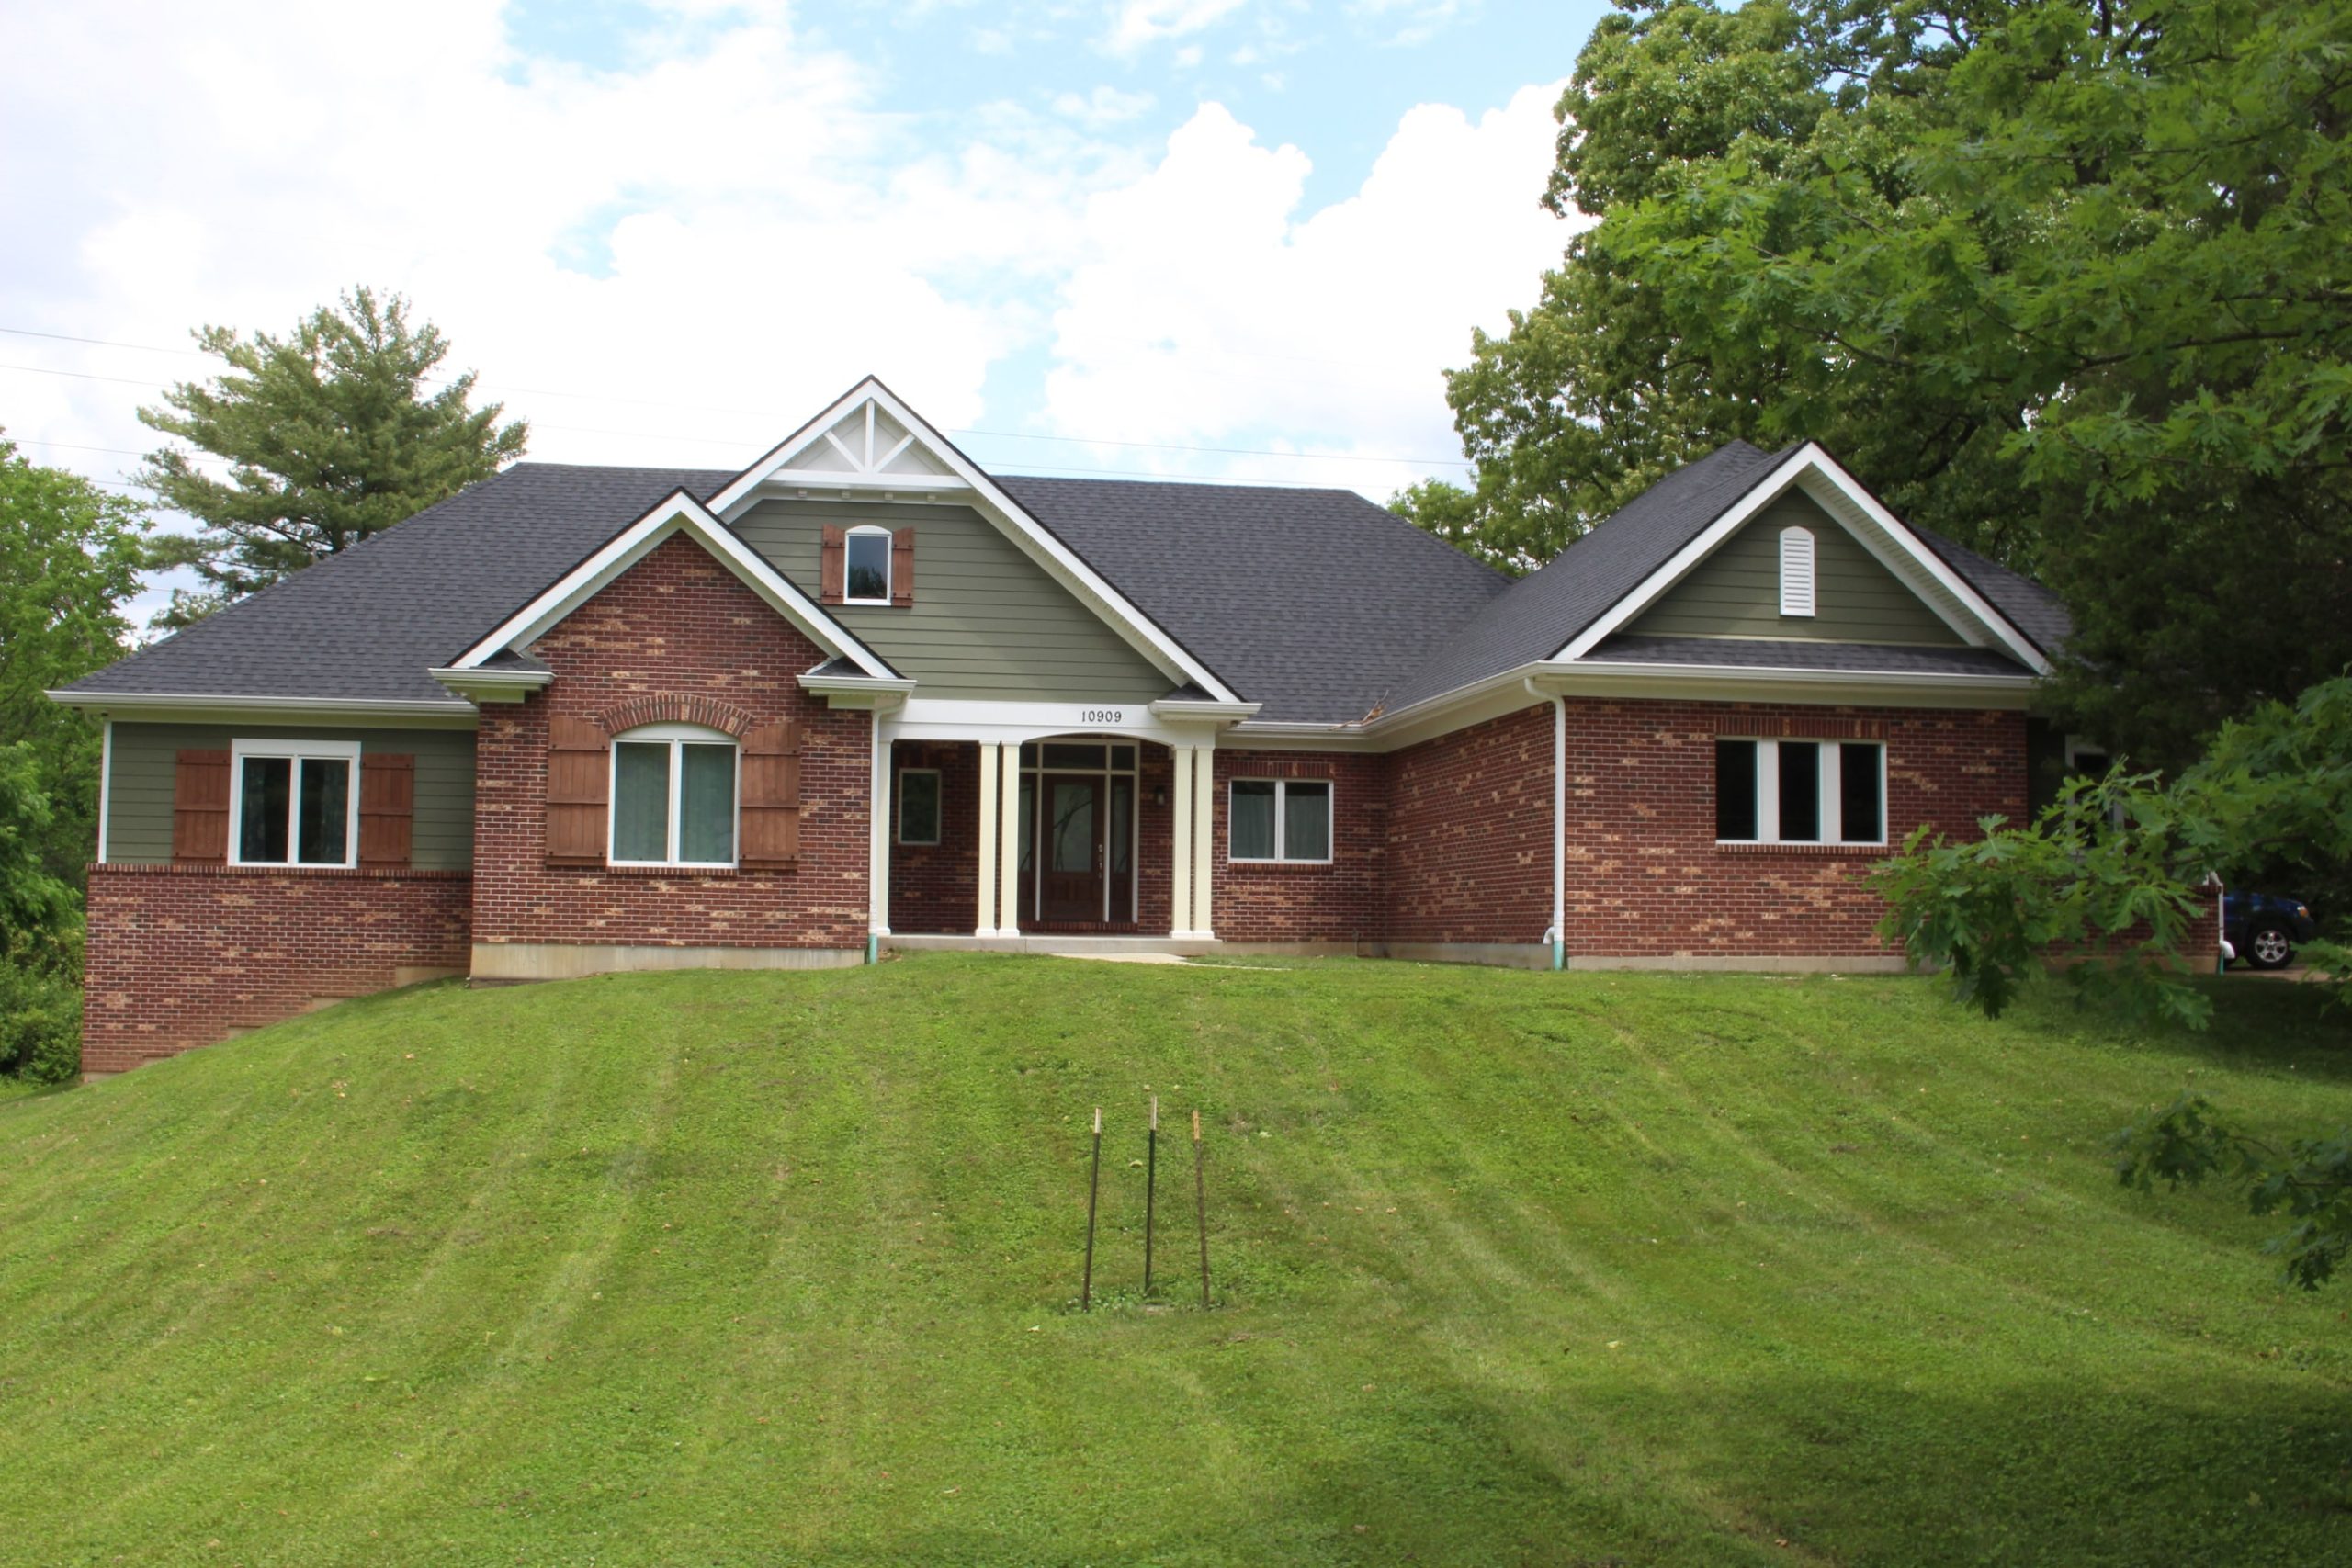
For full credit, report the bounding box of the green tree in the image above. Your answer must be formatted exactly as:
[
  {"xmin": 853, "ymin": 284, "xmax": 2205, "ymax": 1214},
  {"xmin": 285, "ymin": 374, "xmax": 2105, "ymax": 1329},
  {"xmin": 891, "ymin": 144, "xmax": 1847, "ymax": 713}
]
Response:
[
  {"xmin": 1431, "ymin": 0, "xmax": 2352, "ymax": 766},
  {"xmin": 1872, "ymin": 671, "xmax": 2352, "ymax": 1284},
  {"xmin": 0, "ymin": 434, "xmax": 148, "ymax": 884},
  {"xmin": 137, "ymin": 287, "xmax": 528, "ymax": 627}
]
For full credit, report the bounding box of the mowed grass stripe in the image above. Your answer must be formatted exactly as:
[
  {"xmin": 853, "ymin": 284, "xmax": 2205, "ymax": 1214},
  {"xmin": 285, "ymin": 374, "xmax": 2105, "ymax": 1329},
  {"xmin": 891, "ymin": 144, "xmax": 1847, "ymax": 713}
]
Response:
[{"xmin": 1, "ymin": 954, "xmax": 2346, "ymax": 1565}]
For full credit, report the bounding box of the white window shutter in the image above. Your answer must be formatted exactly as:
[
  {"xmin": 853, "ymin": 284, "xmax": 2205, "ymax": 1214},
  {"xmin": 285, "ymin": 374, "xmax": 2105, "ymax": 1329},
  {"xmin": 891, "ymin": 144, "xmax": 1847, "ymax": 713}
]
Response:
[{"xmin": 1779, "ymin": 525, "xmax": 1816, "ymax": 617}]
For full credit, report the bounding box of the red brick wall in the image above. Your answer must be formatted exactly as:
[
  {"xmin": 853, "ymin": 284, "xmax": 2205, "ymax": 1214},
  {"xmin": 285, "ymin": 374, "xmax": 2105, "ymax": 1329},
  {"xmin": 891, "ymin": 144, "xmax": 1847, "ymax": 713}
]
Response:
[
  {"xmin": 1556, "ymin": 699, "xmax": 2026, "ymax": 960},
  {"xmin": 82, "ymin": 864, "xmax": 471, "ymax": 1074},
  {"xmin": 1384, "ymin": 705, "xmax": 1556, "ymax": 945},
  {"xmin": 472, "ymin": 532, "xmax": 872, "ymax": 953},
  {"xmin": 1212, "ymin": 749, "xmax": 1387, "ymax": 942},
  {"xmin": 888, "ymin": 740, "xmax": 978, "ymax": 934}
]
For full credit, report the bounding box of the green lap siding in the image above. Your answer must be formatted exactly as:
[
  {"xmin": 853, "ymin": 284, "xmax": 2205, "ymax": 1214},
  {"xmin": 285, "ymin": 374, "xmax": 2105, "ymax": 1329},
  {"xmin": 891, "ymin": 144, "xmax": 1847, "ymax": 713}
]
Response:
[
  {"xmin": 1629, "ymin": 492, "xmax": 1965, "ymax": 646},
  {"xmin": 104, "ymin": 723, "xmax": 477, "ymax": 868},
  {"xmin": 732, "ymin": 500, "xmax": 1175, "ymax": 701}
]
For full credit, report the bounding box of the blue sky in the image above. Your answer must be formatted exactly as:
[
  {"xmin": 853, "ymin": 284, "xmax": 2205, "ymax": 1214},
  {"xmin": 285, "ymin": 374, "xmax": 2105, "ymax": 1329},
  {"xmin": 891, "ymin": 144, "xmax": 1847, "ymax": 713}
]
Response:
[{"xmin": 2, "ymin": 1, "xmax": 1610, "ymax": 623}]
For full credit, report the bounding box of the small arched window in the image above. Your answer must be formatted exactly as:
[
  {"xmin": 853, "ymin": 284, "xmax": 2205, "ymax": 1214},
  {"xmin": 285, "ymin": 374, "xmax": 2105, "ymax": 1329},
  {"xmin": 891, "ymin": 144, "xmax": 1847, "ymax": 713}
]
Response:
[
  {"xmin": 1778, "ymin": 525, "xmax": 1816, "ymax": 617},
  {"xmin": 844, "ymin": 525, "xmax": 892, "ymax": 604},
  {"xmin": 609, "ymin": 722, "xmax": 738, "ymax": 866}
]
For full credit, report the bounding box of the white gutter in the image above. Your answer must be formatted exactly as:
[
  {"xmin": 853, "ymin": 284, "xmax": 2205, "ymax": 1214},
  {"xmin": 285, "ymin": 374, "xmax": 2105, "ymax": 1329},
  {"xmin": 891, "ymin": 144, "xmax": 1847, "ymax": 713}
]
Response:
[
  {"xmin": 1526, "ymin": 677, "xmax": 1566, "ymax": 971},
  {"xmin": 44, "ymin": 689, "xmax": 480, "ymax": 724}
]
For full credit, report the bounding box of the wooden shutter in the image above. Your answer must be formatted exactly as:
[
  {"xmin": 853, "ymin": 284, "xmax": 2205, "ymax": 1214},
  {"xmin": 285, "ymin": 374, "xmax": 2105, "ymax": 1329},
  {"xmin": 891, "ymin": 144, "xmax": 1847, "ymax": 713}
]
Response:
[
  {"xmin": 820, "ymin": 525, "xmax": 846, "ymax": 604},
  {"xmin": 891, "ymin": 527, "xmax": 915, "ymax": 607},
  {"xmin": 357, "ymin": 752, "xmax": 415, "ymax": 868},
  {"xmin": 172, "ymin": 750, "xmax": 231, "ymax": 864},
  {"xmin": 739, "ymin": 720, "xmax": 801, "ymax": 869},
  {"xmin": 546, "ymin": 715, "xmax": 611, "ymax": 866}
]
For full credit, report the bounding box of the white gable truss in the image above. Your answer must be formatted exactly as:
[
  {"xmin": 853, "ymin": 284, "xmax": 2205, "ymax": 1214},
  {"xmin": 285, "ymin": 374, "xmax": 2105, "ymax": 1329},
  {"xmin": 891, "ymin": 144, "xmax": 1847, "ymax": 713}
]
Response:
[
  {"xmin": 707, "ymin": 377, "xmax": 1244, "ymax": 704},
  {"xmin": 1555, "ymin": 443, "xmax": 2052, "ymax": 675},
  {"xmin": 443, "ymin": 489, "xmax": 901, "ymax": 691}
]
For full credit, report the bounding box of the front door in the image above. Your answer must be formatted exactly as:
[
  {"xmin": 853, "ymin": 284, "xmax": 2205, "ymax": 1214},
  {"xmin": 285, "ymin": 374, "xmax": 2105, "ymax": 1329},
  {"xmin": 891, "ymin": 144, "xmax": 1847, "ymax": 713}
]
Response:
[{"xmin": 1039, "ymin": 774, "xmax": 1104, "ymax": 925}]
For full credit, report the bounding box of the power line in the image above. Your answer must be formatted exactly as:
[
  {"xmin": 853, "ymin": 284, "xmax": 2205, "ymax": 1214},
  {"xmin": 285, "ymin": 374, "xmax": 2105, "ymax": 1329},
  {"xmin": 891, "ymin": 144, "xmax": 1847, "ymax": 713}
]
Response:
[{"xmin": 0, "ymin": 326, "xmax": 1477, "ymax": 469}]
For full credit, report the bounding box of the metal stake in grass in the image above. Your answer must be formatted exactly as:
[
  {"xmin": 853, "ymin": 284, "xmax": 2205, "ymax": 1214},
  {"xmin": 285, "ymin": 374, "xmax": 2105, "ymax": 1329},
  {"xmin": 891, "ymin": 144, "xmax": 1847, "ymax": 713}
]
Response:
[
  {"xmin": 1192, "ymin": 1108, "xmax": 1211, "ymax": 1309},
  {"xmin": 1081, "ymin": 1106, "xmax": 1102, "ymax": 1310},
  {"xmin": 1144, "ymin": 1095, "xmax": 1159, "ymax": 1297}
]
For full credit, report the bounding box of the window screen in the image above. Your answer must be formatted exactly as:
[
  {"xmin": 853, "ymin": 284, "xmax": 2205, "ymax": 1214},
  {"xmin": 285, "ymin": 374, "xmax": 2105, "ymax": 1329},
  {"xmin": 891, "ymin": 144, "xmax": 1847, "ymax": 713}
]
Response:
[
  {"xmin": 1715, "ymin": 740, "xmax": 1758, "ymax": 840},
  {"xmin": 845, "ymin": 531, "xmax": 890, "ymax": 600},
  {"xmin": 1838, "ymin": 743, "xmax": 1883, "ymax": 844},
  {"xmin": 1230, "ymin": 780, "xmax": 1277, "ymax": 860},
  {"xmin": 1778, "ymin": 741, "xmax": 1822, "ymax": 842}
]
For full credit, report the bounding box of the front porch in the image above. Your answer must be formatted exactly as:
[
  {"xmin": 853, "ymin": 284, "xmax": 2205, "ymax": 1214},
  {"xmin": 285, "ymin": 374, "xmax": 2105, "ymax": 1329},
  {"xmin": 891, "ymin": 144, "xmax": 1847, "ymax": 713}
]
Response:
[{"xmin": 871, "ymin": 710, "xmax": 1226, "ymax": 944}]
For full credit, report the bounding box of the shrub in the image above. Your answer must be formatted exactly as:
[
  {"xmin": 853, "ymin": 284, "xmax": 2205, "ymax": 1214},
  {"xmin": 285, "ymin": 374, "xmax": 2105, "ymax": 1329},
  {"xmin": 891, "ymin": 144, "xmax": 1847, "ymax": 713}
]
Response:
[{"xmin": 0, "ymin": 925, "xmax": 82, "ymax": 1083}]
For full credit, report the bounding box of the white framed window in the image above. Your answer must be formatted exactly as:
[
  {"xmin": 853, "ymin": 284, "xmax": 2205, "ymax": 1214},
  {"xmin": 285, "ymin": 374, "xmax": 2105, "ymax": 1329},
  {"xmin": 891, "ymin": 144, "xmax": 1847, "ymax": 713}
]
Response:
[
  {"xmin": 844, "ymin": 526, "xmax": 891, "ymax": 604},
  {"xmin": 1779, "ymin": 525, "xmax": 1816, "ymax": 617},
  {"xmin": 898, "ymin": 767, "xmax": 942, "ymax": 846},
  {"xmin": 609, "ymin": 723, "xmax": 739, "ymax": 868},
  {"xmin": 231, "ymin": 739, "xmax": 362, "ymax": 867},
  {"xmin": 1715, "ymin": 738, "xmax": 1884, "ymax": 846},
  {"xmin": 1228, "ymin": 777, "xmax": 1334, "ymax": 863}
]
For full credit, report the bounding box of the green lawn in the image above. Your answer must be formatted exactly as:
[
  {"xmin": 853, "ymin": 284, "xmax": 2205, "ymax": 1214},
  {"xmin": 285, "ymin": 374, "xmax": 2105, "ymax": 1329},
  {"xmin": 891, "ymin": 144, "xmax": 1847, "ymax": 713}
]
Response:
[{"xmin": 2, "ymin": 956, "xmax": 2347, "ymax": 1566}]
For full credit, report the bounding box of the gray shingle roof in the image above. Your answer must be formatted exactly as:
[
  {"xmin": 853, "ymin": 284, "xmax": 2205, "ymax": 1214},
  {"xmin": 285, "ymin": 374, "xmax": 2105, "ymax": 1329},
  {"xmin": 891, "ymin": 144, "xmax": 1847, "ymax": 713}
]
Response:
[
  {"xmin": 1585, "ymin": 634, "xmax": 2034, "ymax": 677},
  {"xmin": 1383, "ymin": 442, "xmax": 1798, "ymax": 712},
  {"xmin": 996, "ymin": 477, "xmax": 1509, "ymax": 723},
  {"xmin": 61, "ymin": 464, "xmax": 734, "ymax": 707},
  {"xmin": 57, "ymin": 444, "xmax": 2066, "ymax": 724}
]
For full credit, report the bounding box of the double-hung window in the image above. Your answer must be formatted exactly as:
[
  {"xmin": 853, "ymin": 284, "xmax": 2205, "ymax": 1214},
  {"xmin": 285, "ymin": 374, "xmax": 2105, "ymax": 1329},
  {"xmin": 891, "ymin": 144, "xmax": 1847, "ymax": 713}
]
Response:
[
  {"xmin": 1715, "ymin": 738, "xmax": 1884, "ymax": 846},
  {"xmin": 1229, "ymin": 778, "xmax": 1333, "ymax": 863},
  {"xmin": 610, "ymin": 724, "xmax": 739, "ymax": 867},
  {"xmin": 232, "ymin": 739, "xmax": 360, "ymax": 866},
  {"xmin": 844, "ymin": 527, "xmax": 891, "ymax": 604}
]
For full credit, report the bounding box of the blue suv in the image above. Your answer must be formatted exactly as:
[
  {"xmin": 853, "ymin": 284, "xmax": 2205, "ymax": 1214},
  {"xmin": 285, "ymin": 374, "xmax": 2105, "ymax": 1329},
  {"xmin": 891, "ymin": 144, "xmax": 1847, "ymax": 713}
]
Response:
[{"xmin": 2224, "ymin": 891, "xmax": 2317, "ymax": 971}]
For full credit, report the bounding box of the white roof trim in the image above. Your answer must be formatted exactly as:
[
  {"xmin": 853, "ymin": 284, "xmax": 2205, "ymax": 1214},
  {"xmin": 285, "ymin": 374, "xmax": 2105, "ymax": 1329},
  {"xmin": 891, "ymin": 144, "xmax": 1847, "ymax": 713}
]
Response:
[
  {"xmin": 1555, "ymin": 444, "xmax": 2050, "ymax": 675},
  {"xmin": 448, "ymin": 490, "xmax": 897, "ymax": 680},
  {"xmin": 707, "ymin": 377, "xmax": 1244, "ymax": 704},
  {"xmin": 44, "ymin": 690, "xmax": 479, "ymax": 726}
]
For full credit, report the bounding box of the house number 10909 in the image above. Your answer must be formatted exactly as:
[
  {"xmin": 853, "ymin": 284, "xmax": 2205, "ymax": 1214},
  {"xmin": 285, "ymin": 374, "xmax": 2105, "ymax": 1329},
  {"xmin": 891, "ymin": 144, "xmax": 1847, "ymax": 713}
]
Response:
[{"xmin": 1080, "ymin": 709, "xmax": 1125, "ymax": 725}]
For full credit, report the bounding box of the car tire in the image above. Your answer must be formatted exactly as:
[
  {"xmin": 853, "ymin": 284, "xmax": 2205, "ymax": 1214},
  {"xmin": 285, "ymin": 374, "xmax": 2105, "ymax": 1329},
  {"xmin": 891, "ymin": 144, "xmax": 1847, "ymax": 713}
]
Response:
[{"xmin": 2243, "ymin": 919, "xmax": 2296, "ymax": 971}]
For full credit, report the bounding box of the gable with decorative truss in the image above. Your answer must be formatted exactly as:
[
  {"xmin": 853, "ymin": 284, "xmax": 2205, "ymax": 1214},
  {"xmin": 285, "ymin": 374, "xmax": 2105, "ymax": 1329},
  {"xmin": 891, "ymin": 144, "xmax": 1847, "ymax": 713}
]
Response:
[{"xmin": 709, "ymin": 378, "xmax": 1241, "ymax": 704}]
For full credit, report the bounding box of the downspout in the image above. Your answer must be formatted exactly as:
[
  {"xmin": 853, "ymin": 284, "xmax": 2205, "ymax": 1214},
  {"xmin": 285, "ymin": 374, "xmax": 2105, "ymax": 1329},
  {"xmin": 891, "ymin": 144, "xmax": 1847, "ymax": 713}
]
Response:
[{"xmin": 1526, "ymin": 679, "xmax": 1566, "ymax": 971}]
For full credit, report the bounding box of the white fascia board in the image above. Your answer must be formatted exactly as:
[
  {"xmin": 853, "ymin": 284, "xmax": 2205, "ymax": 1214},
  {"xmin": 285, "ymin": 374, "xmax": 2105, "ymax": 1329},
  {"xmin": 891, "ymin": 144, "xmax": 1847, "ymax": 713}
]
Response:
[
  {"xmin": 449, "ymin": 490, "xmax": 897, "ymax": 681},
  {"xmin": 1529, "ymin": 659, "xmax": 2039, "ymax": 708},
  {"xmin": 1788, "ymin": 453, "xmax": 2051, "ymax": 673},
  {"xmin": 1555, "ymin": 444, "xmax": 2049, "ymax": 673},
  {"xmin": 1148, "ymin": 698, "xmax": 1261, "ymax": 725},
  {"xmin": 428, "ymin": 666, "xmax": 551, "ymax": 704},
  {"xmin": 44, "ymin": 690, "xmax": 480, "ymax": 728},
  {"xmin": 797, "ymin": 671, "xmax": 917, "ymax": 711},
  {"xmin": 707, "ymin": 377, "xmax": 1244, "ymax": 705}
]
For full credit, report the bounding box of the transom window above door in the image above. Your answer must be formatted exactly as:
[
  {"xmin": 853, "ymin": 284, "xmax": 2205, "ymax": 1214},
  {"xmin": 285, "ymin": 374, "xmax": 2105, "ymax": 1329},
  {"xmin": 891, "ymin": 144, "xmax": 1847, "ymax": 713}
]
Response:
[
  {"xmin": 231, "ymin": 739, "xmax": 360, "ymax": 867},
  {"xmin": 610, "ymin": 724, "xmax": 738, "ymax": 867}
]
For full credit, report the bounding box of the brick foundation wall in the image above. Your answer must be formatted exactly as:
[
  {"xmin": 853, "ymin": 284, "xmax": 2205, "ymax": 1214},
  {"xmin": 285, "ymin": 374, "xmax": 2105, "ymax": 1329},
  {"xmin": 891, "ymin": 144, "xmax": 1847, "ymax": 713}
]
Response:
[
  {"xmin": 1384, "ymin": 705, "xmax": 1556, "ymax": 946},
  {"xmin": 1212, "ymin": 749, "xmax": 1387, "ymax": 942},
  {"xmin": 472, "ymin": 532, "xmax": 872, "ymax": 953},
  {"xmin": 81, "ymin": 864, "xmax": 472, "ymax": 1074}
]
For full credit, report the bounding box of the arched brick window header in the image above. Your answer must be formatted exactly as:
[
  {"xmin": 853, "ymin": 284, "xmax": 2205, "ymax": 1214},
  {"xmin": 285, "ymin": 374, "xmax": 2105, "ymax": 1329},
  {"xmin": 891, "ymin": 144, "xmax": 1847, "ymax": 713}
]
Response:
[{"xmin": 593, "ymin": 694, "xmax": 760, "ymax": 739}]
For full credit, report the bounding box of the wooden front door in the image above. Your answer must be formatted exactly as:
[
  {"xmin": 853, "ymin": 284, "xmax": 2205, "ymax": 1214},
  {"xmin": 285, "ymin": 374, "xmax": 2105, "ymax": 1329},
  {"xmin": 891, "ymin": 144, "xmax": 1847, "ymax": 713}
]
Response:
[{"xmin": 1038, "ymin": 774, "xmax": 1105, "ymax": 925}]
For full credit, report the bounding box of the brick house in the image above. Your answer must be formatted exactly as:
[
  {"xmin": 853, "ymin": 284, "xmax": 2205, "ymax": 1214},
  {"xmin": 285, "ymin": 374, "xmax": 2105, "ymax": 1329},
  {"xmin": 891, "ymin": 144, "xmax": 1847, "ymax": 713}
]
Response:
[{"xmin": 52, "ymin": 378, "xmax": 2072, "ymax": 1073}]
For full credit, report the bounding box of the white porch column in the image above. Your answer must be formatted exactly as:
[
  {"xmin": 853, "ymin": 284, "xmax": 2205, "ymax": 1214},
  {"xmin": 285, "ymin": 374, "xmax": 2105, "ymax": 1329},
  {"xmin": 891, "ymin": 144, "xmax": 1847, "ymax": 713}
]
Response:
[
  {"xmin": 869, "ymin": 718, "xmax": 892, "ymax": 943},
  {"xmin": 1190, "ymin": 743, "xmax": 1216, "ymax": 938},
  {"xmin": 976, "ymin": 742, "xmax": 1001, "ymax": 937},
  {"xmin": 1170, "ymin": 744, "xmax": 1194, "ymax": 938},
  {"xmin": 997, "ymin": 742, "xmax": 1022, "ymax": 935}
]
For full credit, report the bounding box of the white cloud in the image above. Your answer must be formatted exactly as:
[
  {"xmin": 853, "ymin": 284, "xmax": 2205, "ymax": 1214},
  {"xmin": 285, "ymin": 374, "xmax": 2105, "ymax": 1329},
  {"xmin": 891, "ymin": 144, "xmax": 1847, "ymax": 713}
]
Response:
[
  {"xmin": 1051, "ymin": 85, "xmax": 1159, "ymax": 127},
  {"xmin": 1104, "ymin": 0, "xmax": 1250, "ymax": 56},
  {"xmin": 1, "ymin": 0, "xmax": 1578, "ymax": 629},
  {"xmin": 1042, "ymin": 83, "xmax": 1582, "ymax": 497}
]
